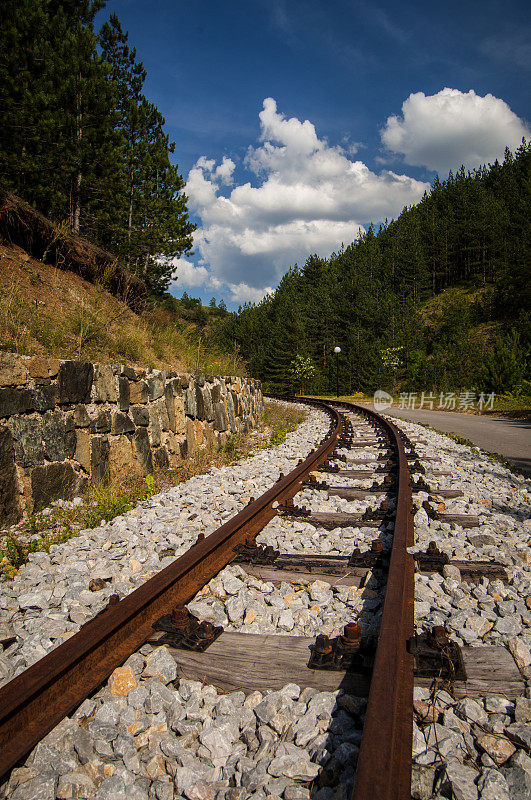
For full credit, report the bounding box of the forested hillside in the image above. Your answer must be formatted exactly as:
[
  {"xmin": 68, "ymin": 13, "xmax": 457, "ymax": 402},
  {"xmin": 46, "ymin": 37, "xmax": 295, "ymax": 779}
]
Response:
[
  {"xmin": 0, "ymin": 0, "xmax": 194, "ymax": 295},
  {"xmin": 220, "ymin": 143, "xmax": 530, "ymax": 395}
]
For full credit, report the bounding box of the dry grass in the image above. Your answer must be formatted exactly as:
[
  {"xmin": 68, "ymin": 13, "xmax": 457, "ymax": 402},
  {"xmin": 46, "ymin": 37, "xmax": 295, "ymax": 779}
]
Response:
[
  {"xmin": 0, "ymin": 189, "xmax": 146, "ymax": 310},
  {"xmin": 0, "ymin": 243, "xmax": 246, "ymax": 374}
]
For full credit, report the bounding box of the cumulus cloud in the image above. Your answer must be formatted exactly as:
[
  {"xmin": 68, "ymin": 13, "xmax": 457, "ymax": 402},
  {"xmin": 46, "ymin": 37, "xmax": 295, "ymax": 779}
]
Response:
[
  {"xmin": 168, "ymin": 258, "xmax": 210, "ymax": 288},
  {"xmin": 183, "ymin": 98, "xmax": 429, "ymax": 297},
  {"xmin": 167, "ymin": 257, "xmax": 272, "ymax": 305},
  {"xmin": 381, "ymin": 88, "xmax": 530, "ymax": 175},
  {"xmin": 226, "ymin": 282, "xmax": 273, "ymax": 304}
]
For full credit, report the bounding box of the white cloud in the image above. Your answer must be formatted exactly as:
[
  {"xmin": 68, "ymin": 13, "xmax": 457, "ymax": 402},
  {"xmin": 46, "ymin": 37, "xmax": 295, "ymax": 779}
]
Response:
[
  {"xmin": 381, "ymin": 88, "xmax": 530, "ymax": 175},
  {"xmin": 168, "ymin": 258, "xmax": 209, "ymax": 288},
  {"xmin": 185, "ymin": 98, "xmax": 429, "ymax": 295},
  {"xmin": 167, "ymin": 256, "xmax": 271, "ymax": 306},
  {"xmin": 227, "ymin": 283, "xmax": 273, "ymax": 304}
]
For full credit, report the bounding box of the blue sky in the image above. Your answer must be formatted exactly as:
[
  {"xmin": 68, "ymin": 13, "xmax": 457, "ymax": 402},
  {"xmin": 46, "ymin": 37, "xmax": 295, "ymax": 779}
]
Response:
[{"xmin": 98, "ymin": 0, "xmax": 530, "ymax": 307}]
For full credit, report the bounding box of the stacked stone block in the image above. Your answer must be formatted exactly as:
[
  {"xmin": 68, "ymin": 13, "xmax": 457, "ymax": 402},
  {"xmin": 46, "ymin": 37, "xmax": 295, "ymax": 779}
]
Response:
[{"xmin": 0, "ymin": 352, "xmax": 262, "ymax": 525}]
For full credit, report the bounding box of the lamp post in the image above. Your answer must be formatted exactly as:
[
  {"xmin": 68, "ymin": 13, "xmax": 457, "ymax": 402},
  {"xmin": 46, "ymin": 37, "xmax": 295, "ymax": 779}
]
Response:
[{"xmin": 334, "ymin": 346, "xmax": 341, "ymax": 398}]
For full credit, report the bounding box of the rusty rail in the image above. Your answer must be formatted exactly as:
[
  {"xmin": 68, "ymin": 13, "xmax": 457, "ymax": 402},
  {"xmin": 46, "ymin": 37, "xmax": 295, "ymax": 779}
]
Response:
[
  {"xmin": 0, "ymin": 397, "xmax": 415, "ymax": 798},
  {"xmin": 0, "ymin": 399, "xmax": 340, "ymax": 780},
  {"xmin": 332, "ymin": 401, "xmax": 414, "ymax": 800}
]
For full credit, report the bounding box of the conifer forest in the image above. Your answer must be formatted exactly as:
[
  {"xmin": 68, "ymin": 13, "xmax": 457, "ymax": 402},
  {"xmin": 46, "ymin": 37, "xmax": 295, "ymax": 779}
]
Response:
[
  {"xmin": 1, "ymin": 2, "xmax": 529, "ymax": 396},
  {"xmin": 0, "ymin": 0, "xmax": 195, "ymax": 295},
  {"xmin": 219, "ymin": 144, "xmax": 531, "ymax": 395}
]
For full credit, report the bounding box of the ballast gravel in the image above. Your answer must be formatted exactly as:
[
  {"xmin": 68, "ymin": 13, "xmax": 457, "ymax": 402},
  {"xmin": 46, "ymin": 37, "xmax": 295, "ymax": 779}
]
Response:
[
  {"xmin": 2, "ymin": 661, "xmax": 365, "ymax": 800},
  {"xmin": 187, "ymin": 564, "xmax": 384, "ymax": 642},
  {"xmin": 1, "ymin": 403, "xmax": 530, "ymax": 800},
  {"xmin": 385, "ymin": 415, "xmax": 531, "ymax": 800},
  {"xmin": 0, "ymin": 402, "xmax": 329, "ymax": 684}
]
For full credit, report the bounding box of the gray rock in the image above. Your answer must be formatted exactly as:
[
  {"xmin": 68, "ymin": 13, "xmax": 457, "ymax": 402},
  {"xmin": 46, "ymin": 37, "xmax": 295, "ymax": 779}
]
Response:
[
  {"xmin": 174, "ymin": 762, "xmax": 217, "ymax": 796},
  {"xmin": 124, "ymin": 653, "xmax": 145, "ymax": 676},
  {"xmin": 42, "ymin": 410, "xmax": 66, "ymax": 461},
  {"xmin": 195, "ymin": 386, "xmax": 214, "ymax": 421},
  {"xmin": 8, "ymin": 415, "xmax": 44, "ymax": 467},
  {"xmin": 133, "ymin": 428, "xmax": 153, "ymax": 474},
  {"xmin": 456, "ymin": 697, "xmax": 489, "ymax": 726},
  {"xmin": 226, "ymin": 596, "xmax": 244, "ymax": 623},
  {"xmin": 268, "ymin": 753, "xmax": 320, "ymax": 781},
  {"xmin": 214, "ymin": 403, "xmax": 228, "ymax": 432},
  {"xmin": 142, "ymin": 647, "xmax": 177, "ymax": 684},
  {"xmin": 9, "ymin": 772, "xmax": 57, "ymax": 800},
  {"xmin": 307, "ymin": 692, "xmax": 337, "ymax": 718},
  {"xmin": 470, "ymin": 534, "xmax": 497, "ymax": 547},
  {"xmin": 283, "ymin": 787, "xmax": 310, "ymax": 800},
  {"xmin": 72, "ymin": 727, "xmax": 96, "ymax": 765},
  {"xmin": 485, "ymin": 697, "xmax": 514, "ymax": 715},
  {"xmin": 131, "ymin": 406, "xmax": 149, "ymax": 426},
  {"xmin": 184, "ymin": 389, "xmax": 196, "ymax": 418},
  {"xmin": 32, "ymin": 742, "xmax": 78, "ymax": 774},
  {"xmin": 494, "ymin": 616, "xmax": 522, "ymax": 636},
  {"xmin": 57, "ymin": 362, "xmax": 93, "ymax": 404},
  {"xmin": 477, "ymin": 768, "xmax": 510, "ymax": 800},
  {"xmin": 500, "ymin": 764, "xmax": 531, "ymax": 800},
  {"xmin": 18, "ymin": 591, "xmax": 50, "ymax": 610},
  {"xmin": 178, "ymin": 679, "xmax": 203, "ymax": 702},
  {"xmin": 0, "ymin": 386, "xmax": 35, "ymax": 418},
  {"xmin": 240, "ymin": 766, "xmax": 269, "ymax": 792},
  {"xmin": 497, "ymin": 600, "xmax": 516, "ymax": 617},
  {"xmin": 56, "ymin": 770, "xmax": 96, "ymax": 799},
  {"xmin": 0, "ymin": 424, "xmax": 22, "ymax": 525},
  {"xmin": 112, "ymin": 412, "xmax": 135, "ymax": 435},
  {"xmin": 254, "ymin": 694, "xmax": 285, "ymax": 725},
  {"xmin": 31, "ymin": 461, "xmax": 80, "ymax": 510},
  {"xmin": 514, "ymin": 697, "xmax": 531, "ymax": 723},
  {"xmin": 127, "ymin": 684, "xmax": 150, "ymax": 709},
  {"xmin": 510, "ymin": 749, "xmax": 531, "ymax": 774},
  {"xmin": 414, "ymin": 507, "xmax": 429, "ymax": 526},
  {"xmin": 411, "ymin": 764, "xmax": 436, "ymax": 800},
  {"xmin": 443, "ymin": 762, "xmax": 479, "ymax": 800},
  {"xmin": 278, "ymin": 609, "xmax": 294, "ymax": 631},
  {"xmin": 199, "ymin": 723, "xmax": 238, "ymax": 767},
  {"xmin": 443, "ymin": 564, "xmax": 462, "ymax": 581},
  {"xmin": 113, "ymin": 733, "xmax": 137, "ymax": 760},
  {"xmin": 222, "ymin": 575, "xmax": 245, "ymax": 595},
  {"xmin": 87, "ymin": 721, "xmax": 119, "ymax": 743},
  {"xmin": 294, "ymin": 714, "xmax": 319, "ymax": 747},
  {"xmin": 0, "ymin": 622, "xmax": 16, "ymax": 646},
  {"xmin": 94, "ymin": 701, "xmax": 121, "ymax": 726},
  {"xmin": 95, "ymin": 775, "xmax": 128, "ymax": 800},
  {"xmin": 505, "ymin": 722, "xmax": 531, "ymax": 750}
]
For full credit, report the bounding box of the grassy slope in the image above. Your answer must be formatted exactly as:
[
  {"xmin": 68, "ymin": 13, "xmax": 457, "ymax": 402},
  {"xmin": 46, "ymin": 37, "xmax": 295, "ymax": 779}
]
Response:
[{"xmin": 0, "ymin": 243, "xmax": 244, "ymax": 374}]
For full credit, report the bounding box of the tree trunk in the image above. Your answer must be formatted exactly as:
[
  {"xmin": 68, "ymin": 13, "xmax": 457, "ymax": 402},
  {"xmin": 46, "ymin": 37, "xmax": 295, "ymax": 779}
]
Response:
[
  {"xmin": 73, "ymin": 77, "xmax": 83, "ymax": 234},
  {"xmin": 73, "ymin": 170, "xmax": 82, "ymax": 234}
]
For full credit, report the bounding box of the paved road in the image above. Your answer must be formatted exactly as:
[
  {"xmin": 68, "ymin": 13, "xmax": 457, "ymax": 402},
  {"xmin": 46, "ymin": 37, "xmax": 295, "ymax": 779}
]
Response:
[{"xmin": 361, "ymin": 406, "xmax": 531, "ymax": 475}]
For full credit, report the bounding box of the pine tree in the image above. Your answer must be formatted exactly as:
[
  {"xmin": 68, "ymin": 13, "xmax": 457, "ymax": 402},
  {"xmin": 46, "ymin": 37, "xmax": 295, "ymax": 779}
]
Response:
[{"xmin": 99, "ymin": 14, "xmax": 195, "ymax": 294}]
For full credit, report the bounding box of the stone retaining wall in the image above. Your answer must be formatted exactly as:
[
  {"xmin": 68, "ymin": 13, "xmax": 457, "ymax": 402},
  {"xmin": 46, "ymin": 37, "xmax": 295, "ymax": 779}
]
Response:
[{"xmin": 0, "ymin": 353, "xmax": 262, "ymax": 526}]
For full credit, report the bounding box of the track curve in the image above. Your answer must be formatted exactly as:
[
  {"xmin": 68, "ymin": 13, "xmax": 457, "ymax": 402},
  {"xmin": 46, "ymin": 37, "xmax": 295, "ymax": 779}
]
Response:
[{"xmin": 0, "ymin": 396, "xmax": 415, "ymax": 800}]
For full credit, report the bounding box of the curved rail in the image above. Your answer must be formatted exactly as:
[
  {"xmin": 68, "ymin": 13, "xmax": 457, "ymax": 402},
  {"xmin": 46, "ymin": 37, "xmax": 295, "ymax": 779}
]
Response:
[
  {"xmin": 0, "ymin": 399, "xmax": 340, "ymax": 781},
  {"xmin": 330, "ymin": 400, "xmax": 414, "ymax": 800},
  {"xmin": 272, "ymin": 395, "xmax": 414, "ymax": 798},
  {"xmin": 0, "ymin": 397, "xmax": 415, "ymax": 799}
]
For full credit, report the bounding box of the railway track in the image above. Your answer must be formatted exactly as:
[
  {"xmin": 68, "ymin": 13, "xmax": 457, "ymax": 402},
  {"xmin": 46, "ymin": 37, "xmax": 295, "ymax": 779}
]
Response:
[{"xmin": 0, "ymin": 396, "xmax": 528, "ymax": 800}]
